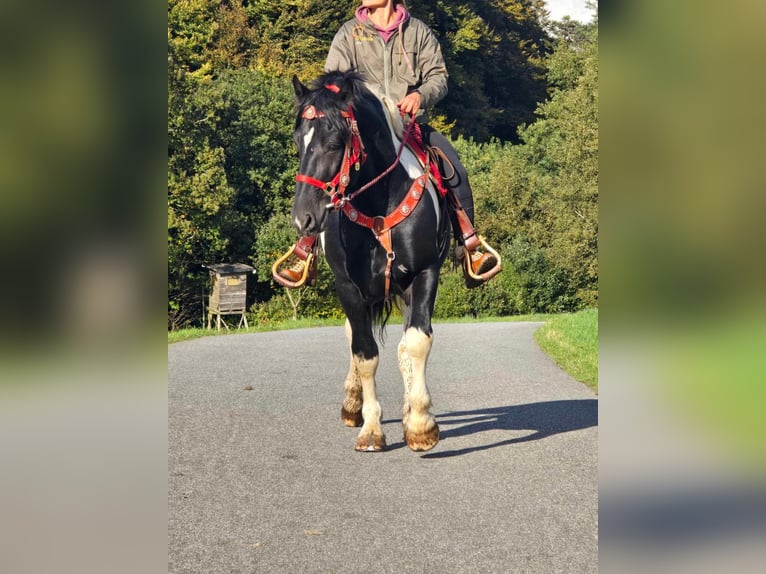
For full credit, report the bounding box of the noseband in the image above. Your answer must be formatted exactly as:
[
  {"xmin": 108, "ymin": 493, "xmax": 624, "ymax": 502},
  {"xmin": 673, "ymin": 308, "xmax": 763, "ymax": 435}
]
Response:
[{"xmin": 294, "ymin": 85, "xmax": 366, "ymax": 206}]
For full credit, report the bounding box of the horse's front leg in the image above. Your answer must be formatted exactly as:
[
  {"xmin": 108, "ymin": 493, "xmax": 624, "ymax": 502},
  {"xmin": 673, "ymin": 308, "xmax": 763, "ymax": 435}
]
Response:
[
  {"xmin": 352, "ymin": 350, "xmax": 385, "ymax": 452},
  {"xmin": 399, "ymin": 269, "xmax": 440, "ymax": 451},
  {"xmin": 341, "ymin": 319, "xmax": 363, "ymax": 427},
  {"xmin": 341, "ymin": 307, "xmax": 386, "ymax": 452},
  {"xmin": 399, "ymin": 327, "xmax": 439, "ymax": 451}
]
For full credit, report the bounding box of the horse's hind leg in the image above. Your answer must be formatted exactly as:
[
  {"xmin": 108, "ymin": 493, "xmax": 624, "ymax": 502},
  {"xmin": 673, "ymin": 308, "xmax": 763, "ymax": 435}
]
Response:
[
  {"xmin": 399, "ymin": 327, "xmax": 439, "ymax": 451},
  {"xmin": 341, "ymin": 319, "xmax": 363, "ymax": 427}
]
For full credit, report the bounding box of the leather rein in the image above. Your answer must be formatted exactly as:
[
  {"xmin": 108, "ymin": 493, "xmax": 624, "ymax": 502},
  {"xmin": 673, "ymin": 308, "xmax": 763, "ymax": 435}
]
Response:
[{"xmin": 295, "ymin": 84, "xmax": 429, "ymax": 299}]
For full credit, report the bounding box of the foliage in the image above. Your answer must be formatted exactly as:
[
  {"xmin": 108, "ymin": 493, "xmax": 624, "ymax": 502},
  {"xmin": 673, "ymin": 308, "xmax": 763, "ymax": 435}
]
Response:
[
  {"xmin": 249, "ymin": 1, "xmax": 356, "ymax": 78},
  {"xmin": 473, "ymin": 24, "xmax": 599, "ymax": 310},
  {"xmin": 168, "ymin": 67, "xmax": 297, "ymax": 327},
  {"xmin": 519, "ymin": 26, "xmax": 599, "ymax": 307},
  {"xmin": 167, "ymin": 1, "xmax": 598, "ymax": 327},
  {"xmin": 503, "ymin": 235, "xmax": 576, "ymax": 313},
  {"xmin": 435, "ymin": 263, "xmax": 513, "ymax": 318},
  {"xmin": 409, "ymin": 0, "xmax": 552, "ymax": 141}
]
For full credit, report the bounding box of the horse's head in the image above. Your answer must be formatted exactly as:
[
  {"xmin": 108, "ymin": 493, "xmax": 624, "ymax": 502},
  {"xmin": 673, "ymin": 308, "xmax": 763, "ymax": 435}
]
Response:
[{"xmin": 290, "ymin": 71, "xmax": 367, "ymax": 236}]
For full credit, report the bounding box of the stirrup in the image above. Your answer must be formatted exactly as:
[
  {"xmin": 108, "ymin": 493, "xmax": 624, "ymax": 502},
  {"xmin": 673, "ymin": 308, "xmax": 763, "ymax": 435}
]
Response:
[
  {"xmin": 461, "ymin": 236, "xmax": 502, "ymax": 285},
  {"xmin": 272, "ymin": 245, "xmax": 315, "ymax": 288}
]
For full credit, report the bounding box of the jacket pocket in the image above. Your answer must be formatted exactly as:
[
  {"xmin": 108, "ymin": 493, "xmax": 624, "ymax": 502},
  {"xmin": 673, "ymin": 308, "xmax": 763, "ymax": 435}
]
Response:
[{"xmin": 395, "ymin": 50, "xmax": 418, "ymax": 81}]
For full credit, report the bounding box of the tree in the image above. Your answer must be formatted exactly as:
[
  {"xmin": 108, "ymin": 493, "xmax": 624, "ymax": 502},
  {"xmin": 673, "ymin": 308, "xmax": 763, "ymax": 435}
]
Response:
[
  {"xmin": 168, "ymin": 68, "xmax": 297, "ymax": 327},
  {"xmin": 409, "ymin": 0, "xmax": 552, "ymax": 141},
  {"xmin": 477, "ymin": 24, "xmax": 598, "ymax": 308},
  {"xmin": 523, "ymin": 26, "xmax": 598, "ymax": 306}
]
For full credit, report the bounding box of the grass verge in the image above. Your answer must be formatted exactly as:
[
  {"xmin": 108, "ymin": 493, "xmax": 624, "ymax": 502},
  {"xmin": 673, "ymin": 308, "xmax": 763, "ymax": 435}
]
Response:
[{"xmin": 534, "ymin": 308, "xmax": 598, "ymax": 391}]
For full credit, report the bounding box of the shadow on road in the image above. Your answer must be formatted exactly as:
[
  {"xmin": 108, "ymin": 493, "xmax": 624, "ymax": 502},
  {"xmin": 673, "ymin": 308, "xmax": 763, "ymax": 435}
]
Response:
[{"xmin": 418, "ymin": 399, "xmax": 598, "ymax": 459}]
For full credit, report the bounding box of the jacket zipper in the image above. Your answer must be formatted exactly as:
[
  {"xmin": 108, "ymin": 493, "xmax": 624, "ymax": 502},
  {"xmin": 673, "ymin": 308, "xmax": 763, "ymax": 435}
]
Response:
[{"xmin": 381, "ymin": 36, "xmax": 390, "ymax": 100}]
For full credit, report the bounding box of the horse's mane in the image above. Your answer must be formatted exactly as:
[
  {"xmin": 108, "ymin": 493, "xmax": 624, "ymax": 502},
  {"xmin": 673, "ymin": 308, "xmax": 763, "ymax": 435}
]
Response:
[{"xmin": 295, "ymin": 71, "xmax": 374, "ymax": 135}]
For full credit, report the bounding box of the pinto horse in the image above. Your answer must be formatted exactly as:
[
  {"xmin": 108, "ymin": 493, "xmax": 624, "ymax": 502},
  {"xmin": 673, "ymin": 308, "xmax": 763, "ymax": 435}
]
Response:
[{"xmin": 290, "ymin": 71, "xmax": 450, "ymax": 452}]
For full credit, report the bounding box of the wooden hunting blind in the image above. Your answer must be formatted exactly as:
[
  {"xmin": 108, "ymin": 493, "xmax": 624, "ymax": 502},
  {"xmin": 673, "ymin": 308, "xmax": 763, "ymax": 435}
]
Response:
[{"xmin": 204, "ymin": 263, "xmax": 253, "ymax": 331}]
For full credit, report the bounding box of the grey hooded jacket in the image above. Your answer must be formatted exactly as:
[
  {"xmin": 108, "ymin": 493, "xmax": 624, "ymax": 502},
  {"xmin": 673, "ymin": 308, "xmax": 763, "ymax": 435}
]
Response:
[{"xmin": 324, "ymin": 14, "xmax": 448, "ymax": 122}]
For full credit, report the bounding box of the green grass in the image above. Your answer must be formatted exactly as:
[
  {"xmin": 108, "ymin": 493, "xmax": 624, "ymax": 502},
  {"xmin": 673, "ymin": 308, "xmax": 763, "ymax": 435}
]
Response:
[{"xmin": 534, "ymin": 308, "xmax": 598, "ymax": 391}]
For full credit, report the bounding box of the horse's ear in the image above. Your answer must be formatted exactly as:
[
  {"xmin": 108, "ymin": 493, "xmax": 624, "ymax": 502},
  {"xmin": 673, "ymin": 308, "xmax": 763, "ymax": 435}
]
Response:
[
  {"xmin": 334, "ymin": 76, "xmax": 358, "ymax": 107},
  {"xmin": 292, "ymin": 75, "xmax": 307, "ymax": 99},
  {"xmin": 337, "ymin": 81, "xmax": 354, "ymax": 102}
]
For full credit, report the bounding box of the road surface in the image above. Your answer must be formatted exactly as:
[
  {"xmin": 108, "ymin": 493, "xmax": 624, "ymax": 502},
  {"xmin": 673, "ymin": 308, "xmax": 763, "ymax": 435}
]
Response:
[{"xmin": 169, "ymin": 322, "xmax": 597, "ymax": 573}]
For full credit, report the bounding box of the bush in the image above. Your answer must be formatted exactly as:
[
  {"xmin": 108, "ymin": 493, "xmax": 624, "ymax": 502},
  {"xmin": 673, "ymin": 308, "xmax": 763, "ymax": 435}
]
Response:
[
  {"xmin": 249, "ymin": 262, "xmax": 345, "ymax": 324},
  {"xmin": 434, "ymin": 258, "xmax": 516, "ymax": 319},
  {"xmin": 503, "ymin": 235, "xmax": 576, "ymax": 313}
]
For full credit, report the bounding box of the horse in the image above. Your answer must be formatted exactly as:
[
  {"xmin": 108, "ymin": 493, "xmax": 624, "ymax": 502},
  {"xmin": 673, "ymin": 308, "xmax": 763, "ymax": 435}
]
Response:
[{"xmin": 290, "ymin": 70, "xmax": 451, "ymax": 452}]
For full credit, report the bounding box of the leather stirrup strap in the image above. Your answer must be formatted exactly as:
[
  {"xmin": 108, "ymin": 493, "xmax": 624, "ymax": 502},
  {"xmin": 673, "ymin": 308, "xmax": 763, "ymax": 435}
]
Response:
[
  {"xmin": 446, "ymin": 188, "xmax": 480, "ymax": 251},
  {"xmin": 427, "ymin": 146, "xmax": 456, "ymax": 182},
  {"xmin": 294, "ymin": 235, "xmax": 318, "ymax": 260}
]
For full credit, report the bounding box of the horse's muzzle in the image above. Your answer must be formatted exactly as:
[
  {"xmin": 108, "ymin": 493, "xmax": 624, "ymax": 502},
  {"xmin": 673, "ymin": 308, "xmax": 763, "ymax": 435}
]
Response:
[{"xmin": 292, "ymin": 207, "xmax": 329, "ymax": 236}]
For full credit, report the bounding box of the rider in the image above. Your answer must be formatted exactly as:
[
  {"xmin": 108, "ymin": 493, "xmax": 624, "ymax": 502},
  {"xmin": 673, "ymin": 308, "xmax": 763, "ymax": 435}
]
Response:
[{"xmin": 276, "ymin": 0, "xmax": 500, "ymax": 288}]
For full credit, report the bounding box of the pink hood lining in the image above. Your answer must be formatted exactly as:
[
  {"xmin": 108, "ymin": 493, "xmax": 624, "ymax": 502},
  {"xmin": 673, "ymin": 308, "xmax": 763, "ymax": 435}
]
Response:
[
  {"xmin": 355, "ymin": 4, "xmax": 415, "ymax": 76},
  {"xmin": 355, "ymin": 4, "xmax": 409, "ymax": 43}
]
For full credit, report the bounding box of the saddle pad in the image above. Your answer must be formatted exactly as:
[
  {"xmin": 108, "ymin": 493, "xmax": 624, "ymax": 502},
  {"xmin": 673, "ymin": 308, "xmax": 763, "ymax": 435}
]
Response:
[{"xmin": 379, "ymin": 96, "xmax": 448, "ymax": 197}]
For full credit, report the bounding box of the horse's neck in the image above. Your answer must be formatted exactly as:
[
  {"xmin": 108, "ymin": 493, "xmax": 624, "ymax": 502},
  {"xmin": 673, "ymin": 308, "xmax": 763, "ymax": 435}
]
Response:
[{"xmin": 355, "ymin": 100, "xmax": 414, "ymax": 213}]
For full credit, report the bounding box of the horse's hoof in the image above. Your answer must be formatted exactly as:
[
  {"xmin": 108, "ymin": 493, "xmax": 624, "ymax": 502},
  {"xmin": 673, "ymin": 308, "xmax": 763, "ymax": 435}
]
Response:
[
  {"xmin": 355, "ymin": 433, "xmax": 386, "ymax": 452},
  {"xmin": 404, "ymin": 425, "xmax": 440, "ymax": 452},
  {"xmin": 341, "ymin": 407, "xmax": 364, "ymax": 427}
]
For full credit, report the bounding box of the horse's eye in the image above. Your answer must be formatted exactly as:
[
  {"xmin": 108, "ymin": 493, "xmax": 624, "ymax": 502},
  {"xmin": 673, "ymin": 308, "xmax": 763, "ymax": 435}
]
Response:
[{"xmin": 327, "ymin": 140, "xmax": 344, "ymax": 151}]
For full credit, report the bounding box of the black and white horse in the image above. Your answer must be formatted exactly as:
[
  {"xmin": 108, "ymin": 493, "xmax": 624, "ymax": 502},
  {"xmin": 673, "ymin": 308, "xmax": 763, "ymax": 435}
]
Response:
[{"xmin": 291, "ymin": 71, "xmax": 450, "ymax": 451}]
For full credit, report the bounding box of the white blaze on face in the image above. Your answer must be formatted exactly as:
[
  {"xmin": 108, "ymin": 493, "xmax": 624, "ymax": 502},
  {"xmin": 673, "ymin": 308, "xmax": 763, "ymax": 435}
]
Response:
[{"xmin": 303, "ymin": 126, "xmax": 315, "ymax": 153}]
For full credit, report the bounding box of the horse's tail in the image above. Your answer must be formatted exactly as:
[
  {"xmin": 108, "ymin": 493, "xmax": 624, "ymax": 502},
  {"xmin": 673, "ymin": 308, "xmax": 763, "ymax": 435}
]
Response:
[{"xmin": 370, "ymin": 298, "xmax": 396, "ymax": 343}]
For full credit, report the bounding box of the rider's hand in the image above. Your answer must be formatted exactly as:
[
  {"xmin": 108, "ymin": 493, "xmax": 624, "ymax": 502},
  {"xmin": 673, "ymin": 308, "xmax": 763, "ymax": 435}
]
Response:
[{"xmin": 398, "ymin": 92, "xmax": 421, "ymax": 116}]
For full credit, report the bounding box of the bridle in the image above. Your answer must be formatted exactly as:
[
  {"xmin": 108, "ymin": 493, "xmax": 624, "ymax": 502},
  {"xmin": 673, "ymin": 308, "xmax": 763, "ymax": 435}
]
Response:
[
  {"xmin": 295, "ymin": 84, "xmax": 420, "ymax": 209},
  {"xmin": 294, "ymin": 84, "xmax": 367, "ymax": 207}
]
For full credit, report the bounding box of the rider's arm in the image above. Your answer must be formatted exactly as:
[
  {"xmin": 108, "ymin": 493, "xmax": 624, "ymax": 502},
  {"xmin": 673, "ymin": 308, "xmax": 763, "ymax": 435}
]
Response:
[{"xmin": 414, "ymin": 25, "xmax": 448, "ymax": 111}]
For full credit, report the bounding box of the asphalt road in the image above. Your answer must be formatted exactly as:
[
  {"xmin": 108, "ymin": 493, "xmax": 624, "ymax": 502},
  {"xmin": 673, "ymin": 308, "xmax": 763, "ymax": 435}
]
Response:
[{"xmin": 169, "ymin": 322, "xmax": 597, "ymax": 573}]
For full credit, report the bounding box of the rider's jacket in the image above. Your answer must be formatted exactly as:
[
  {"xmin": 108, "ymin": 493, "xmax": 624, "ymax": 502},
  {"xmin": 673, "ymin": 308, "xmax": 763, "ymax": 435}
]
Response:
[{"xmin": 324, "ymin": 10, "xmax": 448, "ymax": 123}]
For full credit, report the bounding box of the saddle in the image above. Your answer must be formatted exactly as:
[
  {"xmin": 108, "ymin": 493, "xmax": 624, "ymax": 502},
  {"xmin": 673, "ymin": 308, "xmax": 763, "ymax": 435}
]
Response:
[
  {"xmin": 379, "ymin": 97, "xmax": 449, "ymax": 198},
  {"xmin": 379, "ymin": 98, "xmax": 501, "ymax": 283}
]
